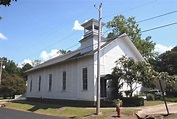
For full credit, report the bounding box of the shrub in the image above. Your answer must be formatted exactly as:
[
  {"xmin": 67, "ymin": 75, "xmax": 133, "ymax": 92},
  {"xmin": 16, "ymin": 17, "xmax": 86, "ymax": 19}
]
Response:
[
  {"xmin": 166, "ymin": 91, "xmax": 177, "ymax": 98},
  {"xmin": 133, "ymin": 94, "xmax": 139, "ymax": 98},
  {"xmin": 165, "ymin": 97, "xmax": 177, "ymax": 102},
  {"xmin": 122, "ymin": 97, "xmax": 144, "ymax": 107},
  {"xmin": 146, "ymin": 93, "xmax": 155, "ymax": 101},
  {"xmin": 154, "ymin": 95, "xmax": 162, "ymax": 100}
]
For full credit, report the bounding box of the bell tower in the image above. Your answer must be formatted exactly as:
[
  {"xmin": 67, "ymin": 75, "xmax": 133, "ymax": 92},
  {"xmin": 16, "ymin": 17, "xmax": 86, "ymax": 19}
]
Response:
[{"xmin": 79, "ymin": 19, "xmax": 105, "ymax": 54}]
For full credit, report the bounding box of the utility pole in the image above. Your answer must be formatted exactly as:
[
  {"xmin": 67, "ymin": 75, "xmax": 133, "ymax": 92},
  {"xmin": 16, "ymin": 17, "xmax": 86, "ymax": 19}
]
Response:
[
  {"xmin": 96, "ymin": 3, "xmax": 102, "ymax": 115},
  {"xmin": 0, "ymin": 59, "xmax": 3, "ymax": 85},
  {"xmin": 0, "ymin": 59, "xmax": 5, "ymax": 85},
  {"xmin": 159, "ymin": 80, "xmax": 169, "ymax": 115}
]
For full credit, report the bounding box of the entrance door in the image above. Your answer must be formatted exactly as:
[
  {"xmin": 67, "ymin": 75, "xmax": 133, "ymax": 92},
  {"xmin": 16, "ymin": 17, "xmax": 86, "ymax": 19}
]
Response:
[{"xmin": 100, "ymin": 78, "xmax": 107, "ymax": 97}]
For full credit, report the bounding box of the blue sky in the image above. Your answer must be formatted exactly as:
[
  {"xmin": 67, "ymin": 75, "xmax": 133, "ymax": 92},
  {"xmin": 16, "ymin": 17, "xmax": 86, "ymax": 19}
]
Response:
[{"xmin": 0, "ymin": 0, "xmax": 177, "ymax": 66}]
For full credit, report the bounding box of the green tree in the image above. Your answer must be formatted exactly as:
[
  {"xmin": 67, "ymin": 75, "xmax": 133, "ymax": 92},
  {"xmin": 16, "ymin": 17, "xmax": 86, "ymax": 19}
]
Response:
[
  {"xmin": 113, "ymin": 56, "xmax": 156, "ymax": 97},
  {"xmin": 149, "ymin": 46, "xmax": 177, "ymax": 92},
  {"xmin": 0, "ymin": 57, "xmax": 26, "ymax": 99},
  {"xmin": 0, "ymin": 75, "xmax": 26, "ymax": 98},
  {"xmin": 156, "ymin": 72, "xmax": 176, "ymax": 92},
  {"xmin": 155, "ymin": 46, "xmax": 177, "ymax": 75},
  {"xmin": 1, "ymin": 57, "xmax": 21, "ymax": 78},
  {"xmin": 32, "ymin": 59, "xmax": 41, "ymax": 67},
  {"xmin": 104, "ymin": 69, "xmax": 124, "ymax": 99},
  {"xmin": 0, "ymin": 0, "xmax": 17, "ymax": 6},
  {"xmin": 21, "ymin": 63, "xmax": 33, "ymax": 80},
  {"xmin": 59, "ymin": 49, "xmax": 71, "ymax": 55},
  {"xmin": 106, "ymin": 15, "xmax": 156, "ymax": 60}
]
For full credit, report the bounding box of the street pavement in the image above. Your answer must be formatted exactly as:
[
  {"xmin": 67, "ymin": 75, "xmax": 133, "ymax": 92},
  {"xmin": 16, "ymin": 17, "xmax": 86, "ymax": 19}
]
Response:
[
  {"xmin": 0, "ymin": 107, "xmax": 68, "ymax": 119},
  {"xmin": 137, "ymin": 103, "xmax": 177, "ymax": 117}
]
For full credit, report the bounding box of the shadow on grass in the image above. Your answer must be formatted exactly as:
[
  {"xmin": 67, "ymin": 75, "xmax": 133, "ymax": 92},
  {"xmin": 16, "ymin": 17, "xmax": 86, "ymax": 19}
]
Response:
[
  {"xmin": 11, "ymin": 100, "xmax": 63, "ymax": 112},
  {"xmin": 10, "ymin": 100, "xmax": 96, "ymax": 118},
  {"xmin": 112, "ymin": 115, "xmax": 118, "ymax": 118},
  {"xmin": 10, "ymin": 100, "xmax": 112, "ymax": 118}
]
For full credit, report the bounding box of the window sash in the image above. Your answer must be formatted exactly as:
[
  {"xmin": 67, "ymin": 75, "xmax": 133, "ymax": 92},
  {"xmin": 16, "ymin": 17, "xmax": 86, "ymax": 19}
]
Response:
[
  {"xmin": 38, "ymin": 76, "xmax": 41, "ymax": 91},
  {"xmin": 30, "ymin": 79, "xmax": 32, "ymax": 92},
  {"xmin": 62, "ymin": 71, "xmax": 66, "ymax": 90},
  {"xmin": 82, "ymin": 68, "xmax": 87, "ymax": 90},
  {"xmin": 49, "ymin": 74, "xmax": 52, "ymax": 91}
]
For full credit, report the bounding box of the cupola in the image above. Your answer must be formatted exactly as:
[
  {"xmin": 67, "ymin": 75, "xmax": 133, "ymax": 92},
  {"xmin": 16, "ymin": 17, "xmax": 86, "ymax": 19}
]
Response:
[{"xmin": 79, "ymin": 19, "xmax": 105, "ymax": 54}]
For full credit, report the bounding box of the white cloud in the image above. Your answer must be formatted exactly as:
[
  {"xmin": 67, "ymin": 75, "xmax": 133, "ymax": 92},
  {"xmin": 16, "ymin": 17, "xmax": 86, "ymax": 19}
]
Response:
[
  {"xmin": 0, "ymin": 33, "xmax": 8, "ymax": 40},
  {"xmin": 40, "ymin": 49, "xmax": 62, "ymax": 61},
  {"xmin": 18, "ymin": 49, "xmax": 62, "ymax": 67},
  {"xmin": 23, "ymin": 59, "xmax": 33, "ymax": 65},
  {"xmin": 73, "ymin": 20, "xmax": 84, "ymax": 30},
  {"xmin": 155, "ymin": 44, "xmax": 173, "ymax": 54},
  {"xmin": 18, "ymin": 59, "xmax": 32, "ymax": 68},
  {"xmin": 40, "ymin": 51, "xmax": 49, "ymax": 61}
]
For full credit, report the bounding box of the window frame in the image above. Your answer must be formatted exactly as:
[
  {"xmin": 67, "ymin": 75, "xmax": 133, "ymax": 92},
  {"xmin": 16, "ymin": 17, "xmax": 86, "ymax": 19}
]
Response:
[
  {"xmin": 62, "ymin": 71, "xmax": 66, "ymax": 91},
  {"xmin": 49, "ymin": 74, "xmax": 52, "ymax": 91},
  {"xmin": 38, "ymin": 76, "xmax": 41, "ymax": 91},
  {"xmin": 82, "ymin": 67, "xmax": 88, "ymax": 90},
  {"xmin": 30, "ymin": 79, "xmax": 32, "ymax": 92}
]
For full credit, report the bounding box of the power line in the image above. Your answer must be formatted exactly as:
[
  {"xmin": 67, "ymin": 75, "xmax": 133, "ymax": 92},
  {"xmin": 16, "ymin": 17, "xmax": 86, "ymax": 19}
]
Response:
[
  {"xmin": 43, "ymin": 42, "xmax": 98, "ymax": 62},
  {"xmin": 137, "ymin": 10, "xmax": 177, "ymax": 23},
  {"xmin": 16, "ymin": 6, "xmax": 93, "ymax": 63},
  {"xmin": 104, "ymin": 10, "xmax": 177, "ymax": 36},
  {"xmin": 17, "ymin": 5, "xmax": 93, "ymax": 55},
  {"xmin": 17, "ymin": 1, "xmax": 177, "ymax": 64},
  {"xmin": 17, "ymin": 31, "xmax": 80, "ymax": 64},
  {"xmin": 141, "ymin": 22, "xmax": 177, "ymax": 33},
  {"xmin": 65, "ymin": 43, "xmax": 80, "ymax": 51},
  {"xmin": 20, "ymin": 20, "xmax": 177, "ymax": 65},
  {"xmin": 18, "ymin": 1, "xmax": 174, "ymax": 64},
  {"xmin": 102, "ymin": 0, "xmax": 157, "ymax": 18},
  {"xmin": 21, "ymin": 20, "xmax": 177, "ymax": 64},
  {"xmin": 40, "ymin": 21, "xmax": 177, "ymax": 60}
]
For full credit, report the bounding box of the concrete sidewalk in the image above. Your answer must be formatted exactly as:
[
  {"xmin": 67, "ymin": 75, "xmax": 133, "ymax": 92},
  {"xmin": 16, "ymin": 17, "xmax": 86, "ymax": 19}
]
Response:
[{"xmin": 137, "ymin": 103, "xmax": 177, "ymax": 118}]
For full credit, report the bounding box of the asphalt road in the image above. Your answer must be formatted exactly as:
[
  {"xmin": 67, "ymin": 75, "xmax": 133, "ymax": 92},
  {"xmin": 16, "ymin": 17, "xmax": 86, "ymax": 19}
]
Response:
[{"xmin": 0, "ymin": 107, "xmax": 68, "ymax": 119}]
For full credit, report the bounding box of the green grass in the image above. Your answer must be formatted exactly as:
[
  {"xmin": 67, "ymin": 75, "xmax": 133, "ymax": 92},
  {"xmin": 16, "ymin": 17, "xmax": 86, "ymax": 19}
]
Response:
[
  {"xmin": 165, "ymin": 97, "xmax": 177, "ymax": 102},
  {"xmin": 121, "ymin": 108, "xmax": 140, "ymax": 116},
  {"xmin": 144, "ymin": 100, "xmax": 165, "ymax": 106},
  {"xmin": 6, "ymin": 101, "xmax": 95, "ymax": 118},
  {"xmin": 5, "ymin": 100, "xmax": 139, "ymax": 119}
]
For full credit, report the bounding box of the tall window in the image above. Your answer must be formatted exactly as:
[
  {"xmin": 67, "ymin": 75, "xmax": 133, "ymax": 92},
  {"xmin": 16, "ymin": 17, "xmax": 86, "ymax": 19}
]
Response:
[
  {"xmin": 49, "ymin": 74, "xmax": 52, "ymax": 91},
  {"xmin": 62, "ymin": 71, "xmax": 66, "ymax": 90},
  {"xmin": 30, "ymin": 79, "xmax": 32, "ymax": 92},
  {"xmin": 82, "ymin": 68, "xmax": 88, "ymax": 90},
  {"xmin": 38, "ymin": 76, "xmax": 41, "ymax": 91}
]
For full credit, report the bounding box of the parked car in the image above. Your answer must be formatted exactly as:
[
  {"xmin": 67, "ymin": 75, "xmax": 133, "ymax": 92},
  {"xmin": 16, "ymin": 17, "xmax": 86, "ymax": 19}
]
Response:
[{"xmin": 148, "ymin": 89, "xmax": 163, "ymax": 96}]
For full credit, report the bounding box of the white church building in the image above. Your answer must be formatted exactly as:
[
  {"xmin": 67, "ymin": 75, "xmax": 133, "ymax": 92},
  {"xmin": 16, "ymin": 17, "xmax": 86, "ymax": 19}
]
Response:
[{"xmin": 26, "ymin": 19, "xmax": 144, "ymax": 105}]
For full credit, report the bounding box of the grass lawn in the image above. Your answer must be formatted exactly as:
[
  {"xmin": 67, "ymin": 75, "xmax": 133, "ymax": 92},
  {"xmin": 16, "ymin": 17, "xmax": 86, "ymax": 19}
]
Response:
[
  {"xmin": 144, "ymin": 100, "xmax": 165, "ymax": 106},
  {"xmin": 5, "ymin": 100, "xmax": 139, "ymax": 119},
  {"xmin": 4, "ymin": 100, "xmax": 169, "ymax": 118}
]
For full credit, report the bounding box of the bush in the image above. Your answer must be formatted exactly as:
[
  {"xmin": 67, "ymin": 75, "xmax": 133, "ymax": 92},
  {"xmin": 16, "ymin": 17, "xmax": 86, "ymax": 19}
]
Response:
[
  {"xmin": 166, "ymin": 91, "xmax": 177, "ymax": 98},
  {"xmin": 146, "ymin": 93, "xmax": 155, "ymax": 101},
  {"xmin": 133, "ymin": 94, "xmax": 139, "ymax": 98},
  {"xmin": 165, "ymin": 97, "xmax": 177, "ymax": 102},
  {"xmin": 154, "ymin": 95, "xmax": 162, "ymax": 100},
  {"xmin": 122, "ymin": 97, "xmax": 144, "ymax": 107}
]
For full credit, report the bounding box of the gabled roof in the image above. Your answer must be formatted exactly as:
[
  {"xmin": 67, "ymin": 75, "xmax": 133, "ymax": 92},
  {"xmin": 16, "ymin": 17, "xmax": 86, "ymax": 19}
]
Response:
[
  {"xmin": 26, "ymin": 33, "xmax": 144, "ymax": 73},
  {"xmin": 26, "ymin": 49, "xmax": 81, "ymax": 73},
  {"xmin": 118, "ymin": 34, "xmax": 145, "ymax": 62},
  {"xmin": 26, "ymin": 48, "xmax": 96, "ymax": 73}
]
